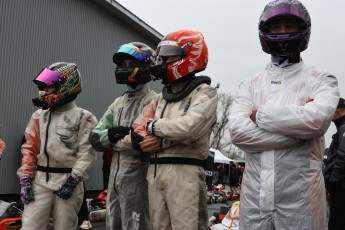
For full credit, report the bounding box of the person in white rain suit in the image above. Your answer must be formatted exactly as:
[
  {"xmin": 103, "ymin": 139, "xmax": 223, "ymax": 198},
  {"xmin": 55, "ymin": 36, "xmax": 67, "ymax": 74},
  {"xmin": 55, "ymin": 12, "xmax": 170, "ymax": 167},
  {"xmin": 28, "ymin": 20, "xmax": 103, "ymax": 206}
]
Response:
[
  {"xmin": 89, "ymin": 42, "xmax": 157, "ymax": 230},
  {"xmin": 131, "ymin": 29, "xmax": 218, "ymax": 230},
  {"xmin": 17, "ymin": 62, "xmax": 97, "ymax": 230},
  {"xmin": 229, "ymin": 1, "xmax": 339, "ymax": 229}
]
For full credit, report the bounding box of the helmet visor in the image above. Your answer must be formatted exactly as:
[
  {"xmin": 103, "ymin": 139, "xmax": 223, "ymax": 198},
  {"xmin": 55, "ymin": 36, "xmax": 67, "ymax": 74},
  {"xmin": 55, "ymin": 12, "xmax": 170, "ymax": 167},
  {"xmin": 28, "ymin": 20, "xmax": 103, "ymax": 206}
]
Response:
[
  {"xmin": 116, "ymin": 44, "xmax": 150, "ymax": 62},
  {"xmin": 33, "ymin": 68, "xmax": 65, "ymax": 87},
  {"xmin": 156, "ymin": 41, "xmax": 187, "ymax": 57}
]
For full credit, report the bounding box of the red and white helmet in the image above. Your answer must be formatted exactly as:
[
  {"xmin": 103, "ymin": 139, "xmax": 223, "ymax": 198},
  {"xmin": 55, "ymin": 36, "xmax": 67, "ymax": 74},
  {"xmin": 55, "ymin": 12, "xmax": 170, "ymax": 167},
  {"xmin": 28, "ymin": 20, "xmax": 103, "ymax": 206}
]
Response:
[{"xmin": 151, "ymin": 30, "xmax": 208, "ymax": 84}]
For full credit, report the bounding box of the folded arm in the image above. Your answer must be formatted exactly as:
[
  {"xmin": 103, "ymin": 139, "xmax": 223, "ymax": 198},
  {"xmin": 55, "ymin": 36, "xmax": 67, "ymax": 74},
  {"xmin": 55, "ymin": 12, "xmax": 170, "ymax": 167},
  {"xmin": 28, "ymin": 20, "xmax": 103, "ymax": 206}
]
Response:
[
  {"xmin": 230, "ymin": 80, "xmax": 299, "ymax": 153},
  {"xmin": 256, "ymin": 74, "xmax": 339, "ymax": 139}
]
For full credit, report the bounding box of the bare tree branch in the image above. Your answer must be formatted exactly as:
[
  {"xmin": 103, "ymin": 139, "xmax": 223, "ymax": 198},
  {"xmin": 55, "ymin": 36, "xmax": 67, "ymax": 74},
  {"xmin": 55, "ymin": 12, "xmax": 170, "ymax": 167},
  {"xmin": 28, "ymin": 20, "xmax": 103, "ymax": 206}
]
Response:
[{"xmin": 210, "ymin": 92, "xmax": 245, "ymax": 160}]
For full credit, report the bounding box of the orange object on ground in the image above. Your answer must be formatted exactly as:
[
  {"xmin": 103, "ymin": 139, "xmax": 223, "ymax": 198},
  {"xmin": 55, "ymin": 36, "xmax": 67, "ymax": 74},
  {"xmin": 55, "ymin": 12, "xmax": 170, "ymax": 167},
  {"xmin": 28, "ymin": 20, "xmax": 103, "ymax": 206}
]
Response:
[
  {"xmin": 0, "ymin": 218, "xmax": 22, "ymax": 230},
  {"xmin": 218, "ymin": 206, "xmax": 229, "ymax": 221}
]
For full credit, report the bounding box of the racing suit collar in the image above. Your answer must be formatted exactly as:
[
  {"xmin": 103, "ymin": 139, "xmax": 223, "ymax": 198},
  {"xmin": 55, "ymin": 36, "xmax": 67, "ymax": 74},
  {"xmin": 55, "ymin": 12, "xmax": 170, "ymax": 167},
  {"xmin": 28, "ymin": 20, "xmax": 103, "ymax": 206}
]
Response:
[
  {"xmin": 126, "ymin": 84, "xmax": 149, "ymax": 98},
  {"xmin": 53, "ymin": 100, "xmax": 76, "ymax": 112},
  {"xmin": 266, "ymin": 59, "xmax": 304, "ymax": 74},
  {"xmin": 126, "ymin": 83, "xmax": 145, "ymax": 93}
]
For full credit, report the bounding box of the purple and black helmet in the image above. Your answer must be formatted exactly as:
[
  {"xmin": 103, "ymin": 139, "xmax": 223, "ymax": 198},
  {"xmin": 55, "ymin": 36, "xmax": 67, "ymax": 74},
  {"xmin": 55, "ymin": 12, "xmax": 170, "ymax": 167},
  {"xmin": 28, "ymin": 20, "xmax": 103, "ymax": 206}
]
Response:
[{"xmin": 258, "ymin": 0, "xmax": 311, "ymax": 55}]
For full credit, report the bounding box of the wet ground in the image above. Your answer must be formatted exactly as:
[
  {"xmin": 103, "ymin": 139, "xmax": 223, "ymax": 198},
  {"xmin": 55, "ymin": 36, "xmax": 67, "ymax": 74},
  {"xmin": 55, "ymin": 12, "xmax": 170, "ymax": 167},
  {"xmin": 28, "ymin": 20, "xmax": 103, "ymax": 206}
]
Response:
[
  {"xmin": 84, "ymin": 185, "xmax": 236, "ymax": 230},
  {"xmin": 81, "ymin": 201, "xmax": 234, "ymax": 230}
]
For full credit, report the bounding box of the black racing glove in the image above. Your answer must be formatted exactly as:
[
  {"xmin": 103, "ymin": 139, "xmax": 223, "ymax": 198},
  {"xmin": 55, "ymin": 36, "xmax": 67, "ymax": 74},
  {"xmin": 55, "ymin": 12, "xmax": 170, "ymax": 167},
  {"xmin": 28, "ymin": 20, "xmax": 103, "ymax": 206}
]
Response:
[
  {"xmin": 108, "ymin": 126, "xmax": 131, "ymax": 143},
  {"xmin": 131, "ymin": 128, "xmax": 144, "ymax": 152},
  {"xmin": 55, "ymin": 173, "xmax": 81, "ymax": 200}
]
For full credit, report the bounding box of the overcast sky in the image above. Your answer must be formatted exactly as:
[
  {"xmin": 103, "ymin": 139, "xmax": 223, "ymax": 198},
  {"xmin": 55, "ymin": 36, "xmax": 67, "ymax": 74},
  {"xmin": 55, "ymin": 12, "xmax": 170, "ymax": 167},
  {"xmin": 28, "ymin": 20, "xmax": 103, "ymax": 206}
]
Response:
[{"xmin": 116, "ymin": 0, "xmax": 345, "ymax": 146}]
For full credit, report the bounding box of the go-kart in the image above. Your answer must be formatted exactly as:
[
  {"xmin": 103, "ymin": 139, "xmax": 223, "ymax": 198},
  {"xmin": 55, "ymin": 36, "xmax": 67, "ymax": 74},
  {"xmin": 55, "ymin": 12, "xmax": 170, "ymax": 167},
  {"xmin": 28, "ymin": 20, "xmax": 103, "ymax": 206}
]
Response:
[{"xmin": 0, "ymin": 200, "xmax": 22, "ymax": 230}]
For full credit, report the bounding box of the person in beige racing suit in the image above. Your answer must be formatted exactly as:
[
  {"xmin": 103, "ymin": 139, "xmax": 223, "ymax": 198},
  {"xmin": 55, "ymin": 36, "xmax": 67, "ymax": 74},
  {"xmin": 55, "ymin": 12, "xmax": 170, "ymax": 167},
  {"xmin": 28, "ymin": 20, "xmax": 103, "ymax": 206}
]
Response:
[
  {"xmin": 89, "ymin": 42, "xmax": 157, "ymax": 230},
  {"xmin": 131, "ymin": 30, "xmax": 218, "ymax": 230},
  {"xmin": 17, "ymin": 62, "xmax": 98, "ymax": 230}
]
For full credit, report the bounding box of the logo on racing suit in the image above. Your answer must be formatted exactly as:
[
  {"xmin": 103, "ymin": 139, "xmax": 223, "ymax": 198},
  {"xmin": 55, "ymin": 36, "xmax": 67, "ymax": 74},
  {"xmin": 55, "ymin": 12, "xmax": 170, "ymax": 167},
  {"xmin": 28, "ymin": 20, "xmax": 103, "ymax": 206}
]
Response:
[{"xmin": 128, "ymin": 211, "xmax": 140, "ymax": 230}]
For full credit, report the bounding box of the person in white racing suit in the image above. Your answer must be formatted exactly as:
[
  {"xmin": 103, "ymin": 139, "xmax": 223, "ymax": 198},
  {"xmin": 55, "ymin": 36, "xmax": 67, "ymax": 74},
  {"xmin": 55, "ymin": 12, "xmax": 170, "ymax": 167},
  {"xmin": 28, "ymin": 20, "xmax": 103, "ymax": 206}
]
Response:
[
  {"xmin": 229, "ymin": 1, "xmax": 340, "ymax": 229},
  {"xmin": 88, "ymin": 42, "xmax": 157, "ymax": 230},
  {"xmin": 131, "ymin": 30, "xmax": 218, "ymax": 230},
  {"xmin": 17, "ymin": 62, "xmax": 97, "ymax": 230}
]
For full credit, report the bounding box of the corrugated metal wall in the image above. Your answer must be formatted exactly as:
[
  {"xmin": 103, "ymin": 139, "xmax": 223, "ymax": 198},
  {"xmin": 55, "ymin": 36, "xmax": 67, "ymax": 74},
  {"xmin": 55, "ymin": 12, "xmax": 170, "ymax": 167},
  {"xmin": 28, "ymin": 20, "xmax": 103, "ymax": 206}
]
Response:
[{"xmin": 0, "ymin": 0, "xmax": 161, "ymax": 194}]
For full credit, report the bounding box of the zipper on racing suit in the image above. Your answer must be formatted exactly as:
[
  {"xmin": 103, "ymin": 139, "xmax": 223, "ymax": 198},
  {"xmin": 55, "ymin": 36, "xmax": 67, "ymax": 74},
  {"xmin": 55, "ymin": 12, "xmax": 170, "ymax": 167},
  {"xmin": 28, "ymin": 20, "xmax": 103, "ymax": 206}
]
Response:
[
  {"xmin": 44, "ymin": 111, "xmax": 53, "ymax": 182},
  {"xmin": 113, "ymin": 107, "xmax": 123, "ymax": 193}
]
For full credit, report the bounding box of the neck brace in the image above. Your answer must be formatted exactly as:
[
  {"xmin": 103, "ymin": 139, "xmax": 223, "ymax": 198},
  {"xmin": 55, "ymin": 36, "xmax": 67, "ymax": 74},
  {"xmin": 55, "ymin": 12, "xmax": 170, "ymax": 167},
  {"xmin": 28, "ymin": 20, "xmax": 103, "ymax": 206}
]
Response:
[{"xmin": 162, "ymin": 76, "xmax": 211, "ymax": 102}]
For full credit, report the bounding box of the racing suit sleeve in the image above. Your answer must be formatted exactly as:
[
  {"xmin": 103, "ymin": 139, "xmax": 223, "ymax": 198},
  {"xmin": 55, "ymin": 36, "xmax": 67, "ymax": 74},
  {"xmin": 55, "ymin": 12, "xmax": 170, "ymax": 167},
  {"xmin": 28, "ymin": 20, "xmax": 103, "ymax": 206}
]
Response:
[
  {"xmin": 89, "ymin": 104, "xmax": 116, "ymax": 152},
  {"xmin": 230, "ymin": 79, "xmax": 300, "ymax": 153},
  {"xmin": 17, "ymin": 110, "xmax": 41, "ymax": 177},
  {"xmin": 115, "ymin": 94, "xmax": 159, "ymax": 152},
  {"xmin": 131, "ymin": 99, "xmax": 162, "ymax": 152},
  {"xmin": 153, "ymin": 84, "xmax": 218, "ymax": 143},
  {"xmin": 330, "ymin": 126, "xmax": 345, "ymax": 187},
  {"xmin": 256, "ymin": 74, "xmax": 339, "ymax": 139},
  {"xmin": 72, "ymin": 113, "xmax": 98, "ymax": 180}
]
